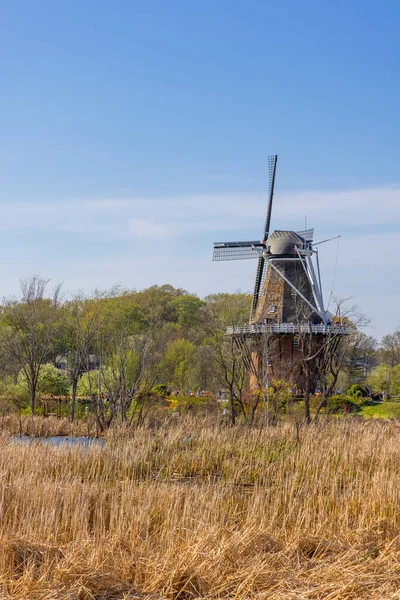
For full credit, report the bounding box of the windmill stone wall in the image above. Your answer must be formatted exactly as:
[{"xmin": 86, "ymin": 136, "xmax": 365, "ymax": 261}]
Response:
[
  {"xmin": 249, "ymin": 331, "xmax": 324, "ymax": 392},
  {"xmin": 253, "ymin": 260, "xmax": 321, "ymax": 326},
  {"xmin": 249, "ymin": 251, "xmax": 323, "ymax": 391},
  {"xmin": 251, "ymin": 263, "xmax": 284, "ymax": 324}
]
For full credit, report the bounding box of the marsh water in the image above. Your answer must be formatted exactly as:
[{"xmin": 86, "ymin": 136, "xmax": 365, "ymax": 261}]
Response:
[{"xmin": 11, "ymin": 435, "xmax": 105, "ymax": 448}]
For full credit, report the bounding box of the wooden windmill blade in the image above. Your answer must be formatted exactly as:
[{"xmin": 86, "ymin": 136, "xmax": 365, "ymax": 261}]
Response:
[
  {"xmin": 263, "ymin": 155, "xmax": 278, "ymax": 242},
  {"xmin": 250, "ymin": 155, "xmax": 278, "ymax": 322},
  {"xmin": 212, "ymin": 241, "xmax": 264, "ymax": 261}
]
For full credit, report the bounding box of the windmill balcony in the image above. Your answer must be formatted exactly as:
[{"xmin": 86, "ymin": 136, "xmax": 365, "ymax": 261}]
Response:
[{"xmin": 226, "ymin": 323, "xmax": 350, "ymax": 336}]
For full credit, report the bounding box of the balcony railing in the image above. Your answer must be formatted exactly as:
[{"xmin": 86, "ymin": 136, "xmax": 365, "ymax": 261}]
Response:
[{"xmin": 226, "ymin": 323, "xmax": 350, "ymax": 336}]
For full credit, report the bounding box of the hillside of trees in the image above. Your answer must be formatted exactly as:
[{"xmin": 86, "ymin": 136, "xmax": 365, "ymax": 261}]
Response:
[{"xmin": 0, "ymin": 276, "xmax": 398, "ymax": 427}]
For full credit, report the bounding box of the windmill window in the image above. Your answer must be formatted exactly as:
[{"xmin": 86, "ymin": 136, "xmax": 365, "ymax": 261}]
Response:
[
  {"xmin": 268, "ymin": 305, "xmax": 277, "ymax": 313},
  {"xmin": 293, "ymin": 336, "xmax": 300, "ymax": 346}
]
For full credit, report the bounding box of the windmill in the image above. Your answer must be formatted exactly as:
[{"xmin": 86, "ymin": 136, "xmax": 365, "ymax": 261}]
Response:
[{"xmin": 212, "ymin": 155, "xmax": 344, "ymax": 388}]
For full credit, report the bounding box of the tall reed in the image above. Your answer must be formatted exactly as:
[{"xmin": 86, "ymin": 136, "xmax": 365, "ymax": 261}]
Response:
[{"xmin": 1, "ymin": 418, "xmax": 400, "ymax": 598}]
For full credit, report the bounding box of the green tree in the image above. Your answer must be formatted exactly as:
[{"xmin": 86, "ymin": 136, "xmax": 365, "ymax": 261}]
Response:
[
  {"xmin": 0, "ymin": 375, "xmax": 28, "ymax": 408},
  {"xmin": 159, "ymin": 338, "xmax": 199, "ymax": 392},
  {"xmin": 367, "ymin": 364, "xmax": 391, "ymax": 397},
  {"xmin": 169, "ymin": 295, "xmax": 204, "ymax": 329},
  {"xmin": 76, "ymin": 370, "xmax": 101, "ymax": 397},
  {"xmin": 14, "ymin": 363, "xmax": 69, "ymax": 404},
  {"xmin": 134, "ymin": 284, "xmax": 187, "ymax": 326},
  {"xmin": 391, "ymin": 365, "xmax": 400, "ymax": 397},
  {"xmin": 37, "ymin": 363, "xmax": 70, "ymax": 396}
]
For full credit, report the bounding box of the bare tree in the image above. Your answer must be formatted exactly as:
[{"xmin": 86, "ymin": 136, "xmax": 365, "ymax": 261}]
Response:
[
  {"xmin": 380, "ymin": 328, "xmax": 400, "ymax": 367},
  {"xmin": 296, "ymin": 298, "xmax": 369, "ymax": 420},
  {"xmin": 0, "ymin": 276, "xmax": 63, "ymax": 415},
  {"xmin": 234, "ymin": 330, "xmax": 275, "ymax": 424},
  {"xmin": 206, "ymin": 332, "xmax": 248, "ymax": 425},
  {"xmin": 97, "ymin": 330, "xmax": 157, "ymax": 426},
  {"xmin": 315, "ymin": 302, "xmax": 369, "ymax": 416},
  {"xmin": 63, "ymin": 290, "xmax": 118, "ymax": 422},
  {"xmin": 202, "ymin": 294, "xmax": 251, "ymax": 424},
  {"xmin": 295, "ymin": 319, "xmax": 320, "ymax": 423},
  {"xmin": 89, "ymin": 293, "xmax": 163, "ymax": 428},
  {"xmin": 341, "ymin": 331, "xmax": 377, "ymax": 387}
]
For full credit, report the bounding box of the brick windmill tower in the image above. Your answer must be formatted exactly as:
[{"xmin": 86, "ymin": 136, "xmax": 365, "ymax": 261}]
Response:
[{"xmin": 213, "ymin": 155, "xmax": 343, "ymax": 391}]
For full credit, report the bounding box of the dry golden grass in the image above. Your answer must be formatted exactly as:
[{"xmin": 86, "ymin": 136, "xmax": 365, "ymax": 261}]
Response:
[
  {"xmin": 3, "ymin": 414, "xmax": 99, "ymax": 438},
  {"xmin": 1, "ymin": 418, "xmax": 400, "ymax": 598}
]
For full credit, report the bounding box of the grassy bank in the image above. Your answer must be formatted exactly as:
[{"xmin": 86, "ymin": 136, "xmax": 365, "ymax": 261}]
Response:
[
  {"xmin": 1, "ymin": 419, "xmax": 400, "ymax": 598},
  {"xmin": 359, "ymin": 401, "xmax": 400, "ymax": 419}
]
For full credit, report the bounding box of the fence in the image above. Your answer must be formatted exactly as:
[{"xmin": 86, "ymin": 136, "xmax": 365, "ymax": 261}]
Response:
[{"xmin": 226, "ymin": 323, "xmax": 351, "ymax": 336}]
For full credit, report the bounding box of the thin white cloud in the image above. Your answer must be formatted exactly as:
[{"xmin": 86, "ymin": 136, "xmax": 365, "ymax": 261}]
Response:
[
  {"xmin": 1, "ymin": 185, "xmax": 399, "ymax": 235},
  {"xmin": 130, "ymin": 218, "xmax": 170, "ymax": 239},
  {"xmin": 0, "ymin": 185, "xmax": 398, "ymax": 339},
  {"xmin": 84, "ymin": 200, "xmax": 130, "ymax": 210}
]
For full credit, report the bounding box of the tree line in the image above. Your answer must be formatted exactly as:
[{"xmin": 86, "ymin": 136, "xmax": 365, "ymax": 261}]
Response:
[
  {"xmin": 0, "ymin": 276, "xmax": 251, "ymax": 426},
  {"xmin": 0, "ymin": 275, "xmax": 397, "ymax": 426}
]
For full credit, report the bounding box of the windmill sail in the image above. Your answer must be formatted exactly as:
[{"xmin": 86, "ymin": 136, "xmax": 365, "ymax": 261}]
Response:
[
  {"xmin": 213, "ymin": 241, "xmax": 263, "ymax": 261},
  {"xmin": 263, "ymin": 155, "xmax": 278, "ymax": 241},
  {"xmin": 250, "ymin": 155, "xmax": 278, "ymax": 321}
]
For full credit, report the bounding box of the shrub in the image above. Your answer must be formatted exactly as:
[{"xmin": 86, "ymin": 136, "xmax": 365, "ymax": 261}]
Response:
[
  {"xmin": 327, "ymin": 395, "xmax": 361, "ymax": 414},
  {"xmin": 347, "ymin": 384, "xmax": 365, "ymax": 399},
  {"xmin": 151, "ymin": 384, "xmax": 171, "ymax": 397},
  {"xmin": 350, "ymin": 396, "xmax": 371, "ymax": 407}
]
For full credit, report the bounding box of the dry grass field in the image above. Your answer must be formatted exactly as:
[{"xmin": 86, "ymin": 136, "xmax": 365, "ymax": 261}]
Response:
[{"xmin": 1, "ymin": 418, "xmax": 400, "ymax": 599}]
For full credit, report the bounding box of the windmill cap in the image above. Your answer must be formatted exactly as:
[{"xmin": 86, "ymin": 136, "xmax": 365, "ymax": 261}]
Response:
[{"xmin": 267, "ymin": 230, "xmax": 305, "ymax": 256}]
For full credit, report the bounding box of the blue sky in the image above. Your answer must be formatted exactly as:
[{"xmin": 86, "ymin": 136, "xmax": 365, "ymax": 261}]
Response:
[{"xmin": 1, "ymin": 1, "xmax": 399, "ymax": 339}]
